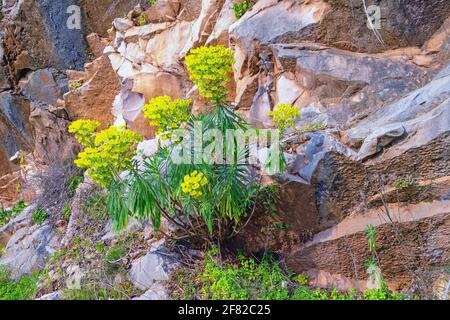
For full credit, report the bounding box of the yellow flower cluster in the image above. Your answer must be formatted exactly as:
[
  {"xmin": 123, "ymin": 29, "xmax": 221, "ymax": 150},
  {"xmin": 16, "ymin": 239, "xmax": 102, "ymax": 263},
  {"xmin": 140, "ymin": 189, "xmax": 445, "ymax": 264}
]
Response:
[
  {"xmin": 143, "ymin": 96, "xmax": 192, "ymax": 140},
  {"xmin": 70, "ymin": 122, "xmax": 143, "ymax": 187},
  {"xmin": 185, "ymin": 45, "xmax": 234, "ymax": 104},
  {"xmin": 181, "ymin": 171, "xmax": 208, "ymax": 198},
  {"xmin": 68, "ymin": 120, "xmax": 101, "ymax": 147},
  {"xmin": 268, "ymin": 104, "xmax": 300, "ymax": 133}
]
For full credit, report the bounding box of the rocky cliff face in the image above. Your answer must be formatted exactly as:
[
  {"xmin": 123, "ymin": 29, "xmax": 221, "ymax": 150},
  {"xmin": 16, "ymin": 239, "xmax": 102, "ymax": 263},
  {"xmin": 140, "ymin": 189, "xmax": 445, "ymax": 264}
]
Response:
[{"xmin": 0, "ymin": 0, "xmax": 449, "ymax": 299}]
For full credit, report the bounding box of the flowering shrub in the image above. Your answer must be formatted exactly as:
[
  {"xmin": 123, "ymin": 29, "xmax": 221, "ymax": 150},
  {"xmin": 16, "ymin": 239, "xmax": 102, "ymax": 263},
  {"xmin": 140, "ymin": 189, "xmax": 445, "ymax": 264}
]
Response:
[
  {"xmin": 185, "ymin": 45, "xmax": 234, "ymax": 104},
  {"xmin": 68, "ymin": 120, "xmax": 100, "ymax": 147},
  {"xmin": 85, "ymin": 45, "xmax": 270, "ymax": 241},
  {"xmin": 69, "ymin": 121, "xmax": 142, "ymax": 187},
  {"xmin": 142, "ymin": 96, "xmax": 192, "ymax": 140},
  {"xmin": 268, "ymin": 104, "xmax": 300, "ymax": 134},
  {"xmin": 181, "ymin": 171, "xmax": 208, "ymax": 198}
]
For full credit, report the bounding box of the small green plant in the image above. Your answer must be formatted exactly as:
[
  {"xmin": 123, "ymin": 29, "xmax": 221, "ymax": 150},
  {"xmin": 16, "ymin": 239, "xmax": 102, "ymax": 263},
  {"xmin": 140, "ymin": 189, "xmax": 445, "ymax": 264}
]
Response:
[
  {"xmin": 69, "ymin": 80, "xmax": 83, "ymax": 92},
  {"xmin": 185, "ymin": 45, "xmax": 234, "ymax": 104},
  {"xmin": 201, "ymin": 250, "xmax": 291, "ymax": 300},
  {"xmin": 69, "ymin": 121, "xmax": 143, "ymax": 187},
  {"xmin": 233, "ymin": 0, "xmax": 251, "ymax": 19},
  {"xmin": 105, "ymin": 243, "xmax": 127, "ymax": 263},
  {"xmin": 95, "ymin": 242, "xmax": 105, "ymax": 253},
  {"xmin": 82, "ymin": 191, "xmax": 108, "ymax": 220},
  {"xmin": 68, "ymin": 120, "xmax": 101, "ymax": 147},
  {"xmin": 137, "ymin": 12, "xmax": 147, "ymax": 26},
  {"xmin": 142, "ymin": 96, "xmax": 192, "ymax": 140},
  {"xmin": 265, "ymin": 104, "xmax": 300, "ymax": 175},
  {"xmin": 0, "ymin": 267, "xmax": 41, "ymax": 300},
  {"xmin": 301, "ymin": 121, "xmax": 327, "ymax": 133},
  {"xmin": 268, "ymin": 104, "xmax": 300, "ymax": 134},
  {"xmin": 362, "ymin": 225, "xmax": 404, "ymax": 299},
  {"xmin": 63, "ymin": 202, "xmax": 72, "ymax": 222},
  {"xmin": 0, "ymin": 245, "xmax": 5, "ymax": 257},
  {"xmin": 258, "ymin": 184, "xmax": 280, "ymax": 216},
  {"xmin": 394, "ymin": 175, "xmax": 415, "ymax": 190},
  {"xmin": 62, "ymin": 282, "xmax": 136, "ymax": 300},
  {"xmin": 32, "ymin": 207, "xmax": 48, "ymax": 225},
  {"xmin": 68, "ymin": 174, "xmax": 84, "ymax": 197},
  {"xmin": 364, "ymin": 225, "xmax": 377, "ymax": 253},
  {"xmin": 294, "ymin": 274, "xmax": 309, "ymax": 286},
  {"xmin": 172, "ymin": 249, "xmax": 403, "ymax": 300},
  {"xmin": 147, "ymin": 0, "xmax": 157, "ymax": 6},
  {"xmin": 275, "ymin": 222, "xmax": 289, "ymax": 230},
  {"xmin": 0, "ymin": 200, "xmax": 26, "ymax": 227}
]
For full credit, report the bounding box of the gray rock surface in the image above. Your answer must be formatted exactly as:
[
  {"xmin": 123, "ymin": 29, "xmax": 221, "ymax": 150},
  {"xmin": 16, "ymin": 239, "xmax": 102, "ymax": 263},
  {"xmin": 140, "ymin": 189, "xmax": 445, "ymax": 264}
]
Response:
[
  {"xmin": 128, "ymin": 252, "xmax": 172, "ymax": 290},
  {"xmin": 127, "ymin": 240, "xmax": 179, "ymax": 291},
  {"xmin": 0, "ymin": 221, "xmax": 58, "ymax": 280},
  {"xmin": 36, "ymin": 291, "xmax": 62, "ymax": 300},
  {"xmin": 132, "ymin": 282, "xmax": 168, "ymax": 300},
  {"xmin": 344, "ymin": 63, "xmax": 450, "ymax": 160}
]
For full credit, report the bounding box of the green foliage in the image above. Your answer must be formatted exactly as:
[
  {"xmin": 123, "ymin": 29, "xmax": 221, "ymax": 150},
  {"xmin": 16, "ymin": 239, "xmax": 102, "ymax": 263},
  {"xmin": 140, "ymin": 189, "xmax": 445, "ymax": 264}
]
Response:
[
  {"xmin": 201, "ymin": 251, "xmax": 291, "ymax": 300},
  {"xmin": 69, "ymin": 80, "xmax": 83, "ymax": 92},
  {"xmin": 62, "ymin": 282, "xmax": 136, "ymax": 300},
  {"xmin": 394, "ymin": 175, "xmax": 415, "ymax": 190},
  {"xmin": 0, "ymin": 267, "xmax": 40, "ymax": 300},
  {"xmin": 105, "ymin": 243, "xmax": 127, "ymax": 263},
  {"xmin": 82, "ymin": 191, "xmax": 108, "ymax": 220},
  {"xmin": 0, "ymin": 245, "xmax": 5, "ymax": 257},
  {"xmin": 105, "ymin": 46, "xmax": 265, "ymax": 238},
  {"xmin": 32, "ymin": 207, "xmax": 48, "ymax": 225},
  {"xmin": 233, "ymin": 0, "xmax": 251, "ymax": 19},
  {"xmin": 143, "ymin": 96, "xmax": 192, "ymax": 139},
  {"xmin": 365, "ymin": 225, "xmax": 377, "ymax": 253},
  {"xmin": 363, "ymin": 286, "xmax": 405, "ymax": 300},
  {"xmin": 290, "ymin": 287, "xmax": 357, "ymax": 300},
  {"xmin": 68, "ymin": 120, "xmax": 101, "ymax": 147},
  {"xmin": 63, "ymin": 202, "xmax": 72, "ymax": 222},
  {"xmin": 268, "ymin": 104, "xmax": 300, "ymax": 134},
  {"xmin": 68, "ymin": 45, "xmax": 272, "ymax": 240},
  {"xmin": 69, "ymin": 174, "xmax": 84, "ymax": 197},
  {"xmin": 362, "ymin": 225, "xmax": 402, "ymax": 299},
  {"xmin": 173, "ymin": 250, "xmax": 403, "ymax": 300},
  {"xmin": 265, "ymin": 104, "xmax": 300, "ymax": 175},
  {"xmin": 0, "ymin": 200, "xmax": 26, "ymax": 227},
  {"xmin": 69, "ymin": 121, "xmax": 143, "ymax": 187},
  {"xmin": 185, "ymin": 45, "xmax": 234, "ymax": 104},
  {"xmin": 147, "ymin": 0, "xmax": 157, "ymax": 6},
  {"xmin": 137, "ymin": 12, "xmax": 147, "ymax": 26},
  {"xmin": 301, "ymin": 121, "xmax": 327, "ymax": 133},
  {"xmin": 110, "ymin": 104, "xmax": 255, "ymax": 235},
  {"xmin": 293, "ymin": 274, "xmax": 309, "ymax": 286},
  {"xmin": 258, "ymin": 184, "xmax": 279, "ymax": 216}
]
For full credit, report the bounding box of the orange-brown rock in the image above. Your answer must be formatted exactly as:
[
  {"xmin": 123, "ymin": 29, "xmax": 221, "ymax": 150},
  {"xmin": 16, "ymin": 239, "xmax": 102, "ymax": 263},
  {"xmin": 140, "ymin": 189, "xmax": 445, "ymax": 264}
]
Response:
[
  {"xmin": 64, "ymin": 56, "xmax": 120, "ymax": 128},
  {"xmin": 86, "ymin": 33, "xmax": 110, "ymax": 58},
  {"xmin": 132, "ymin": 72, "xmax": 184, "ymax": 101}
]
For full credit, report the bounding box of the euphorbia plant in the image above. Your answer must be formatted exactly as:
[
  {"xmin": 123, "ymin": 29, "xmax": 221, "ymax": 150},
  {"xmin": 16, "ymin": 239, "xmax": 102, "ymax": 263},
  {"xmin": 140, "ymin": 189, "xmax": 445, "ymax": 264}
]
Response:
[
  {"xmin": 266, "ymin": 103, "xmax": 300, "ymax": 174},
  {"xmin": 110, "ymin": 46, "xmax": 268, "ymax": 242},
  {"xmin": 69, "ymin": 121, "xmax": 143, "ymax": 188},
  {"xmin": 70, "ymin": 46, "xmax": 276, "ymax": 245}
]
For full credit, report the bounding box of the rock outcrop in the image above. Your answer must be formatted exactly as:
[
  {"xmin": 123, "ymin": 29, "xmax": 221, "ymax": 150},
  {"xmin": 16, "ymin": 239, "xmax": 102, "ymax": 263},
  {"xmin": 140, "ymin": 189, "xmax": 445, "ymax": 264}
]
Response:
[{"xmin": 0, "ymin": 205, "xmax": 59, "ymax": 280}]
